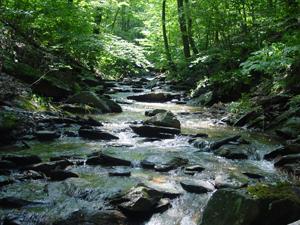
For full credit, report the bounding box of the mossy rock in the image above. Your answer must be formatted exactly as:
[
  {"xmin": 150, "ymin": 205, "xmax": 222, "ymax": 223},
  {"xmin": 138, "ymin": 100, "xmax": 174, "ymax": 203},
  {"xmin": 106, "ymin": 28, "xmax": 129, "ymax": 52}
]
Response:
[
  {"xmin": 0, "ymin": 112, "xmax": 19, "ymax": 132},
  {"xmin": 200, "ymin": 184, "xmax": 300, "ymax": 225},
  {"xmin": 3, "ymin": 60, "xmax": 72, "ymax": 100},
  {"xmin": 247, "ymin": 182, "xmax": 300, "ymax": 204}
]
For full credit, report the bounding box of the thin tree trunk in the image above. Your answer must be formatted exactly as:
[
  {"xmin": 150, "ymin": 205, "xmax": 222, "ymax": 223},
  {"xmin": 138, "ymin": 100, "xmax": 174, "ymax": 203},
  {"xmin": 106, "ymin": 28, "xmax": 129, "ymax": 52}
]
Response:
[
  {"xmin": 184, "ymin": 0, "xmax": 198, "ymax": 55},
  {"xmin": 162, "ymin": 0, "xmax": 176, "ymax": 70},
  {"xmin": 111, "ymin": 8, "xmax": 120, "ymax": 30},
  {"xmin": 177, "ymin": 0, "xmax": 190, "ymax": 59}
]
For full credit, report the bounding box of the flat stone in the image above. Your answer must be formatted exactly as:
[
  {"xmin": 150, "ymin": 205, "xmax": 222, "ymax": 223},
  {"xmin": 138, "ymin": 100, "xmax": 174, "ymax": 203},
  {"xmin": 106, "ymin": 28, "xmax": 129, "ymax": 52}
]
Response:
[
  {"xmin": 127, "ymin": 93, "xmax": 175, "ymax": 103},
  {"xmin": 185, "ymin": 165, "xmax": 205, "ymax": 172},
  {"xmin": 36, "ymin": 131, "xmax": 60, "ymax": 141},
  {"xmin": 0, "ymin": 197, "xmax": 39, "ymax": 209},
  {"xmin": 2, "ymin": 155, "xmax": 42, "ymax": 167},
  {"xmin": 79, "ymin": 128, "xmax": 118, "ymax": 140},
  {"xmin": 46, "ymin": 169, "xmax": 79, "ymax": 181},
  {"xmin": 109, "ymin": 170, "xmax": 131, "ymax": 177},
  {"xmin": 141, "ymin": 160, "xmax": 155, "ymax": 169},
  {"xmin": 130, "ymin": 125, "xmax": 180, "ymax": 138},
  {"xmin": 86, "ymin": 153, "xmax": 131, "ymax": 167},
  {"xmin": 26, "ymin": 160, "xmax": 73, "ymax": 173},
  {"xmin": 180, "ymin": 180, "xmax": 215, "ymax": 194}
]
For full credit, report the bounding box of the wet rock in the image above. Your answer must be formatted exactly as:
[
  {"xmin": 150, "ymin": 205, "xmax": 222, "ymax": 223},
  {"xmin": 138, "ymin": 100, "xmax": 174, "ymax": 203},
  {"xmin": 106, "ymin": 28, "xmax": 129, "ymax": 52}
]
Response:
[
  {"xmin": 35, "ymin": 130, "xmax": 60, "ymax": 141},
  {"xmin": 109, "ymin": 170, "xmax": 131, "ymax": 177},
  {"xmin": 17, "ymin": 170, "xmax": 44, "ymax": 181},
  {"xmin": 127, "ymin": 92, "xmax": 175, "ymax": 103},
  {"xmin": 83, "ymin": 117, "xmax": 104, "ymax": 127},
  {"xmin": 276, "ymin": 117, "xmax": 300, "ymax": 140},
  {"xmin": 194, "ymin": 135, "xmax": 241, "ymax": 151},
  {"xmin": 26, "ymin": 160, "xmax": 73, "ymax": 173},
  {"xmin": 234, "ymin": 111, "xmax": 260, "ymax": 127},
  {"xmin": 0, "ymin": 176, "xmax": 13, "ymax": 187},
  {"xmin": 132, "ymin": 88, "xmax": 144, "ymax": 93},
  {"xmin": 141, "ymin": 160, "xmax": 155, "ymax": 169},
  {"xmin": 180, "ymin": 180, "xmax": 215, "ymax": 194},
  {"xmin": 242, "ymin": 172, "xmax": 264, "ymax": 179},
  {"xmin": 264, "ymin": 145, "xmax": 300, "ymax": 160},
  {"xmin": 280, "ymin": 163, "xmax": 300, "ymax": 176},
  {"xmin": 67, "ymin": 91, "xmax": 122, "ymax": 113},
  {"xmin": 188, "ymin": 91, "xmax": 213, "ymax": 106},
  {"xmin": 274, "ymin": 153, "xmax": 300, "ymax": 167},
  {"xmin": 86, "ymin": 153, "xmax": 131, "ymax": 167},
  {"xmin": 188, "ymin": 133, "xmax": 209, "ymax": 138},
  {"xmin": 50, "ymin": 155, "xmax": 82, "ymax": 162},
  {"xmin": 0, "ymin": 169, "xmax": 11, "ymax": 175},
  {"xmin": 79, "ymin": 128, "xmax": 118, "ymax": 140},
  {"xmin": 200, "ymin": 186, "xmax": 300, "ymax": 225},
  {"xmin": 46, "ymin": 169, "xmax": 79, "ymax": 181},
  {"xmin": 214, "ymin": 145, "xmax": 249, "ymax": 160},
  {"xmin": 214, "ymin": 173, "xmax": 249, "ymax": 189},
  {"xmin": 210, "ymin": 135, "xmax": 241, "ymax": 150},
  {"xmin": 61, "ymin": 104, "xmax": 99, "ymax": 114},
  {"xmin": 64, "ymin": 131, "xmax": 78, "ymax": 137},
  {"xmin": 116, "ymin": 185, "xmax": 166, "ymax": 218},
  {"xmin": 2, "ymin": 155, "xmax": 42, "ymax": 167},
  {"xmin": 145, "ymin": 109, "xmax": 168, "ymax": 117},
  {"xmin": 154, "ymin": 198, "xmax": 171, "ymax": 213},
  {"xmin": 185, "ymin": 165, "xmax": 205, "ymax": 173},
  {"xmin": 53, "ymin": 209, "xmax": 127, "ymax": 225},
  {"xmin": 130, "ymin": 125, "xmax": 180, "ymax": 139},
  {"xmin": 0, "ymin": 197, "xmax": 39, "ymax": 209},
  {"xmin": 0, "ymin": 160, "xmax": 17, "ymax": 169},
  {"xmin": 154, "ymin": 157, "xmax": 188, "ymax": 172},
  {"xmin": 144, "ymin": 111, "xmax": 181, "ymax": 129}
]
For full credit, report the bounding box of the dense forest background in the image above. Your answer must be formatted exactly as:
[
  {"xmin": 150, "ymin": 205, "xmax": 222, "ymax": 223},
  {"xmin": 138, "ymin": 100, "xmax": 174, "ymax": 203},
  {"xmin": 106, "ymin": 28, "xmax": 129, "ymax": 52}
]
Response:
[{"xmin": 0, "ymin": 0, "xmax": 299, "ymax": 109}]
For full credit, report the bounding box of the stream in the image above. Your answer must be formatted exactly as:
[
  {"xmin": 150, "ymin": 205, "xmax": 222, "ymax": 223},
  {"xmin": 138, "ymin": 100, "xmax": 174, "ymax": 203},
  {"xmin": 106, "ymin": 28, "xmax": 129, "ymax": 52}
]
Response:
[{"xmin": 0, "ymin": 78, "xmax": 285, "ymax": 225}]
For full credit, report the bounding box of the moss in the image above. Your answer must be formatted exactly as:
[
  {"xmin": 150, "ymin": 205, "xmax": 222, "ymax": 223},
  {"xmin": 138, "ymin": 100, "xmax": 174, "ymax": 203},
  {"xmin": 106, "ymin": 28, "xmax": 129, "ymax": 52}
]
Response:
[
  {"xmin": 16, "ymin": 95, "xmax": 51, "ymax": 111},
  {"xmin": 0, "ymin": 111, "xmax": 19, "ymax": 131},
  {"xmin": 247, "ymin": 182, "xmax": 300, "ymax": 203}
]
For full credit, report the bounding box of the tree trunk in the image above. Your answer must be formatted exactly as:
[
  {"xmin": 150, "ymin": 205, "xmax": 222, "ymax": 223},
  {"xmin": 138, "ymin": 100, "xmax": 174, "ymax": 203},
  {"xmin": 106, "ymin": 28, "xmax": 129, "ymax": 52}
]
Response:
[
  {"xmin": 177, "ymin": 0, "xmax": 191, "ymax": 59},
  {"xmin": 162, "ymin": 0, "xmax": 176, "ymax": 70},
  {"xmin": 111, "ymin": 8, "xmax": 120, "ymax": 30},
  {"xmin": 184, "ymin": 0, "xmax": 198, "ymax": 55}
]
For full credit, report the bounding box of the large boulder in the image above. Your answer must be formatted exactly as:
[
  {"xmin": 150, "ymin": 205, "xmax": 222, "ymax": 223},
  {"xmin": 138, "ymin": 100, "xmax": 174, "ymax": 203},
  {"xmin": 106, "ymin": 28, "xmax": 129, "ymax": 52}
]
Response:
[
  {"xmin": 127, "ymin": 92, "xmax": 176, "ymax": 103},
  {"xmin": 130, "ymin": 125, "xmax": 180, "ymax": 139},
  {"xmin": 200, "ymin": 184, "xmax": 300, "ymax": 225},
  {"xmin": 144, "ymin": 111, "xmax": 181, "ymax": 129},
  {"xmin": 67, "ymin": 91, "xmax": 122, "ymax": 113}
]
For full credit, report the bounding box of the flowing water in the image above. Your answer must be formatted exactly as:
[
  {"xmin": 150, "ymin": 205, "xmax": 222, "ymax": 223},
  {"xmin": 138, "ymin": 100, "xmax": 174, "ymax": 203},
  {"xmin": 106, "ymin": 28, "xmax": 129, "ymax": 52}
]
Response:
[{"xmin": 0, "ymin": 81, "xmax": 285, "ymax": 224}]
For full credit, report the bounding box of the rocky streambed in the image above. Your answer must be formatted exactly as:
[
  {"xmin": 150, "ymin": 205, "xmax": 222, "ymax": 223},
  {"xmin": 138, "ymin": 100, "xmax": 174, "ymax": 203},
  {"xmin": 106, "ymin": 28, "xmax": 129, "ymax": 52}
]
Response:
[{"xmin": 0, "ymin": 76, "xmax": 300, "ymax": 225}]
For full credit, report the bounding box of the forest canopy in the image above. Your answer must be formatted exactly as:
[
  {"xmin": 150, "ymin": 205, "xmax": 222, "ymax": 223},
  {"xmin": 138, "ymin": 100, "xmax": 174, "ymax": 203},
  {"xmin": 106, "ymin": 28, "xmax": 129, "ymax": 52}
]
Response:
[{"xmin": 0, "ymin": 0, "xmax": 299, "ymax": 89}]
